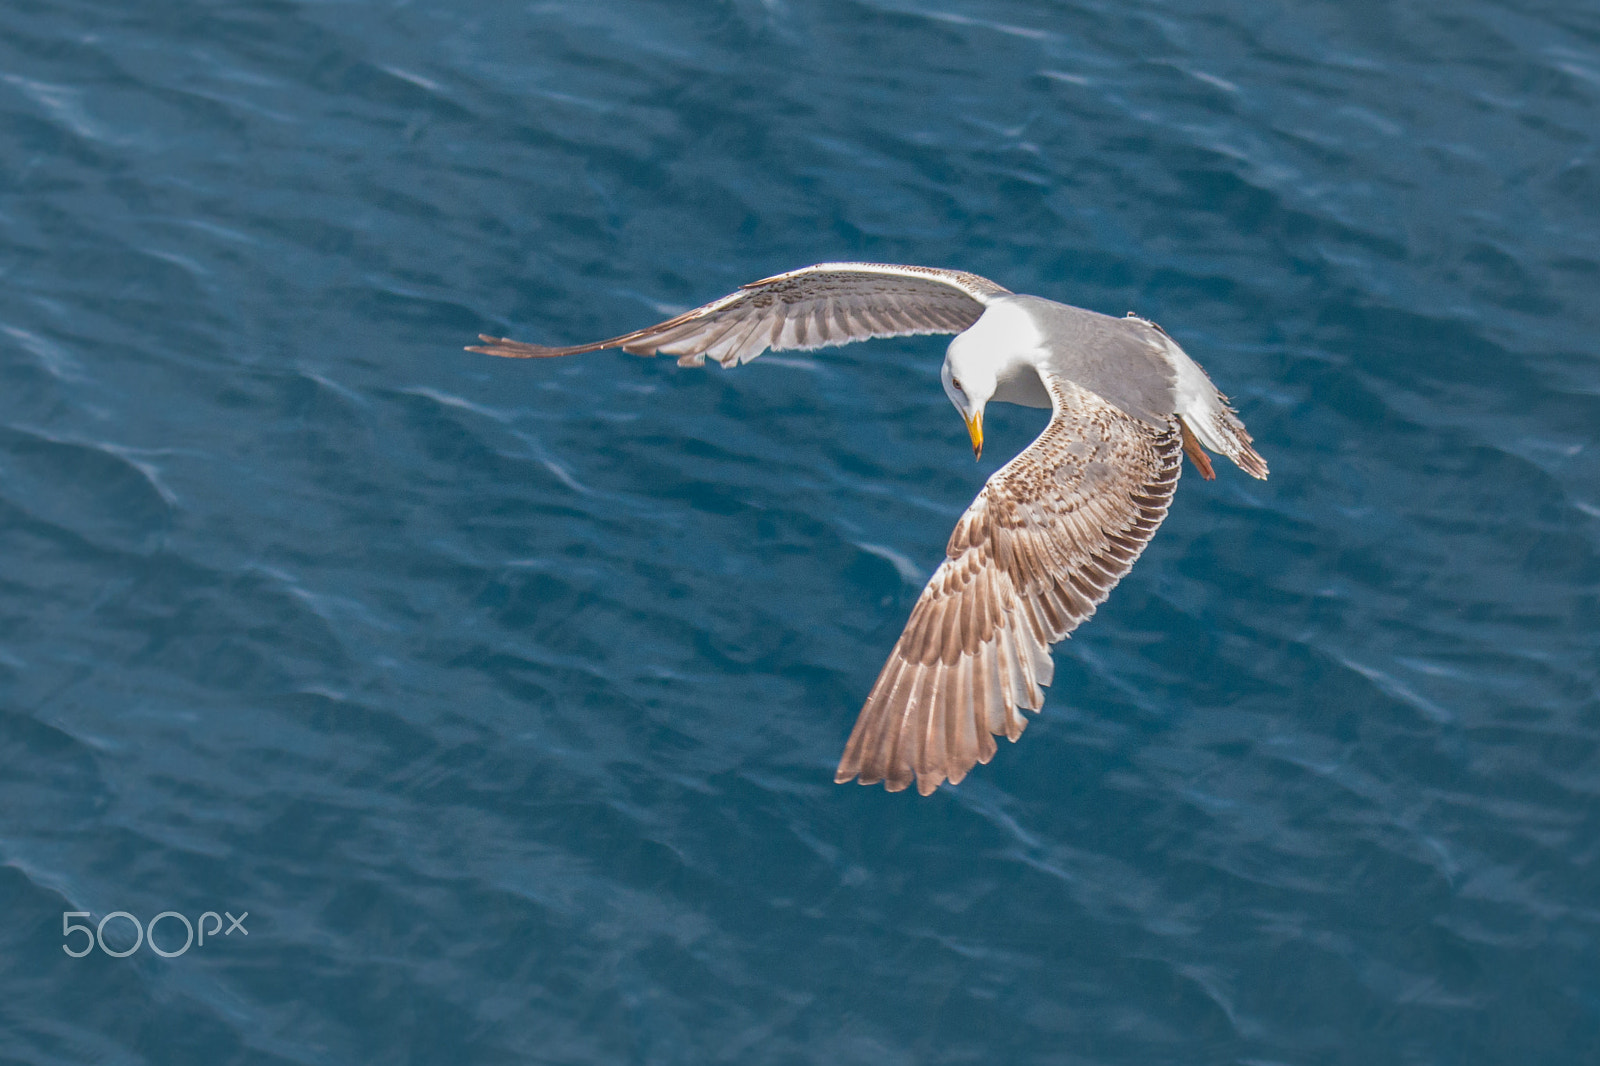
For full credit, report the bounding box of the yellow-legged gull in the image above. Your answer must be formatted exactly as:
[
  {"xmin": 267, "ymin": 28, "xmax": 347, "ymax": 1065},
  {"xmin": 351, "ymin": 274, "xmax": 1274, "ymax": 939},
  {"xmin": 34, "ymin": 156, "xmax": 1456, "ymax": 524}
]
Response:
[{"xmin": 469, "ymin": 263, "xmax": 1268, "ymax": 795}]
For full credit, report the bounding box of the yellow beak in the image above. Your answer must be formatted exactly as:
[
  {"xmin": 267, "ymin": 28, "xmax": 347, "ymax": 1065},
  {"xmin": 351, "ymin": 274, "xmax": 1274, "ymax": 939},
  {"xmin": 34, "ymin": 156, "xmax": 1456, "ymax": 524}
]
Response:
[{"xmin": 965, "ymin": 410, "xmax": 984, "ymax": 461}]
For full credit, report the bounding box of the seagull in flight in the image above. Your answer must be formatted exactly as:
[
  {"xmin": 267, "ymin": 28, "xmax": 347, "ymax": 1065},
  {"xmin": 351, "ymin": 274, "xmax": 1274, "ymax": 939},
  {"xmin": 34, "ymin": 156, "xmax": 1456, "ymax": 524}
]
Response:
[{"xmin": 470, "ymin": 263, "xmax": 1267, "ymax": 795}]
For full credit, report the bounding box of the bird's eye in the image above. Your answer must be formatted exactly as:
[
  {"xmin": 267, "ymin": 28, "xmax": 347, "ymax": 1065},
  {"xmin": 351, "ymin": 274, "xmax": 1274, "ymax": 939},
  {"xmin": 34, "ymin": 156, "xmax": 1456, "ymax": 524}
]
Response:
[{"xmin": 951, "ymin": 377, "xmax": 964, "ymax": 393}]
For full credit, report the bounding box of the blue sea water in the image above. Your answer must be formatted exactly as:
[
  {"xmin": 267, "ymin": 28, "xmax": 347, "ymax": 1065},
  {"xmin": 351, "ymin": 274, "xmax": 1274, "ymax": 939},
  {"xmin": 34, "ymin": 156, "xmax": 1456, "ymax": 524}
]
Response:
[{"xmin": 1, "ymin": 0, "xmax": 1597, "ymax": 1062}]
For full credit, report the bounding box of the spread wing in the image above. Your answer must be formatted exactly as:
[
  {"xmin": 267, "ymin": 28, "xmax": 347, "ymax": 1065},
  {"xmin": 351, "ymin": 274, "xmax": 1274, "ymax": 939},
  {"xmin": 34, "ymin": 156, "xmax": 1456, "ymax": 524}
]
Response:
[
  {"xmin": 836, "ymin": 375, "xmax": 1185, "ymax": 795},
  {"xmin": 467, "ymin": 262, "xmax": 1010, "ymax": 368}
]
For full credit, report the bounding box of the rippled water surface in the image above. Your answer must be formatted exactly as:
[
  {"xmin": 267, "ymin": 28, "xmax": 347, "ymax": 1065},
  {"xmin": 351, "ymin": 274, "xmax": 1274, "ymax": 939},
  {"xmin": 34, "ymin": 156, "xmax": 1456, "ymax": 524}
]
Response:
[{"xmin": 2, "ymin": 1, "xmax": 1597, "ymax": 1062}]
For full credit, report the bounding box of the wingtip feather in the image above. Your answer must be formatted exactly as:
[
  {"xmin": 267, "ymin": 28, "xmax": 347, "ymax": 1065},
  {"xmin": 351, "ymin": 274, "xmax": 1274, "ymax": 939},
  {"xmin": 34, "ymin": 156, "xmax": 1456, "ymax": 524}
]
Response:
[{"xmin": 466, "ymin": 336, "xmax": 571, "ymax": 359}]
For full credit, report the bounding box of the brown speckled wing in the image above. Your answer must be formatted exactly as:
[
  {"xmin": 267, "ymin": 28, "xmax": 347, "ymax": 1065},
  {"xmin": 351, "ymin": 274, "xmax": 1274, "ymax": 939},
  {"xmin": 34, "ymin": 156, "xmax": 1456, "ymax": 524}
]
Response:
[
  {"xmin": 467, "ymin": 262, "xmax": 1010, "ymax": 368},
  {"xmin": 836, "ymin": 375, "xmax": 1184, "ymax": 796}
]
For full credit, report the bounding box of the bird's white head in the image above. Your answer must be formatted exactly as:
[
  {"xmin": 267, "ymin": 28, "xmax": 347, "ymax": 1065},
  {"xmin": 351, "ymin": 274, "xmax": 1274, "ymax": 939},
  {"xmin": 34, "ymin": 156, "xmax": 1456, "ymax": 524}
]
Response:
[{"xmin": 941, "ymin": 338, "xmax": 998, "ymax": 461}]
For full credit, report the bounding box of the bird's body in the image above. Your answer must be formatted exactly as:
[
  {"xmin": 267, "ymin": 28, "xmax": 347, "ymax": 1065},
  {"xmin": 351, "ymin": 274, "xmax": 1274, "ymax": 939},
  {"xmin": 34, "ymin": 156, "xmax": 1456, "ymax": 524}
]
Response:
[{"xmin": 470, "ymin": 263, "xmax": 1266, "ymax": 795}]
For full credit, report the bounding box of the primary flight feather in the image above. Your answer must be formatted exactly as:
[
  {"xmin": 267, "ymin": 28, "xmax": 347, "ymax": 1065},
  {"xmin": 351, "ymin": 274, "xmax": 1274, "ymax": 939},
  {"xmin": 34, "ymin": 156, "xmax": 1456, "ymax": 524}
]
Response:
[{"xmin": 469, "ymin": 263, "xmax": 1267, "ymax": 795}]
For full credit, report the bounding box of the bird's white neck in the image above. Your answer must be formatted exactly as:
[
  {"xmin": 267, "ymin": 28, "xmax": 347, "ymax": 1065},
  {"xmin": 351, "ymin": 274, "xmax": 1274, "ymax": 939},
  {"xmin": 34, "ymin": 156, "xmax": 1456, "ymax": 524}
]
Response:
[{"xmin": 945, "ymin": 299, "xmax": 1054, "ymax": 410}]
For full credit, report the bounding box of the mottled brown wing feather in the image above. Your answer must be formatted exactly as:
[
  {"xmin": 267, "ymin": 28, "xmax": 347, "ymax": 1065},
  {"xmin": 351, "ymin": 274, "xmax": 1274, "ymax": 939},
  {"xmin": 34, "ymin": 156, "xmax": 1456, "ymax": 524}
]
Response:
[
  {"xmin": 836, "ymin": 376, "xmax": 1185, "ymax": 795},
  {"xmin": 466, "ymin": 263, "xmax": 1010, "ymax": 368}
]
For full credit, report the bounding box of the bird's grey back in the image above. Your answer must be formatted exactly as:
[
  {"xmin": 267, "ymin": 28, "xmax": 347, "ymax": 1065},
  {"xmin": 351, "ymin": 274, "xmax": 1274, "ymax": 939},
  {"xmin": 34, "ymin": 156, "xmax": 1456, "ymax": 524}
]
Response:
[{"xmin": 1007, "ymin": 295, "xmax": 1177, "ymax": 428}]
